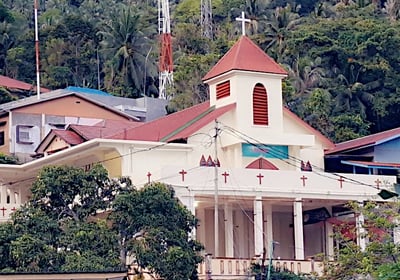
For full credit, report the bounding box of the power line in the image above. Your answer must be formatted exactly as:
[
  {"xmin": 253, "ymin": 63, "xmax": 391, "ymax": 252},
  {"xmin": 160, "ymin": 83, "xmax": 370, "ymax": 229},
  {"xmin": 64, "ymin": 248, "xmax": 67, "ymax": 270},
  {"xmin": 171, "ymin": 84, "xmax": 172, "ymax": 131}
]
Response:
[{"xmin": 218, "ymin": 121, "xmax": 394, "ymax": 194}]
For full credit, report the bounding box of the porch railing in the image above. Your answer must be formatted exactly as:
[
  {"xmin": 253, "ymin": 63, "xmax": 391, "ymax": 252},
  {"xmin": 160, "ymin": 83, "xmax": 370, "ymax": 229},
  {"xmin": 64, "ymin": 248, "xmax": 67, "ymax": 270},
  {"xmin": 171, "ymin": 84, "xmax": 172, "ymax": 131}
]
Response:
[{"xmin": 198, "ymin": 257, "xmax": 323, "ymax": 279}]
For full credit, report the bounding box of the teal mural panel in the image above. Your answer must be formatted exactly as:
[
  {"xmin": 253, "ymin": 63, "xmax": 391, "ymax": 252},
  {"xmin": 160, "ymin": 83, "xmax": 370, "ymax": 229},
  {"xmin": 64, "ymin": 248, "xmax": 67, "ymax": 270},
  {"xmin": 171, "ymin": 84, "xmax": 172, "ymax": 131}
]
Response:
[{"xmin": 242, "ymin": 143, "xmax": 288, "ymax": 159}]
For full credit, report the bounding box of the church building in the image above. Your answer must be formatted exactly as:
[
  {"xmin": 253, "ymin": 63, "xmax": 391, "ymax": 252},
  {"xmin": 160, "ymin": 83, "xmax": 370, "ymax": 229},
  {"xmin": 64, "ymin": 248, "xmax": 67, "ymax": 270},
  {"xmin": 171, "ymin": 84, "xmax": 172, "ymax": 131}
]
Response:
[{"xmin": 0, "ymin": 34, "xmax": 397, "ymax": 279}]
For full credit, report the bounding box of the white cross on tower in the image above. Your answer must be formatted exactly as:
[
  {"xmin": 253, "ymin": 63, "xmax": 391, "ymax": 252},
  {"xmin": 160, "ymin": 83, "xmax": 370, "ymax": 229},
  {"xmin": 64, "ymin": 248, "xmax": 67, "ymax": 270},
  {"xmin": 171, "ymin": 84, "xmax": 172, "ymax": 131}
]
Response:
[{"xmin": 236, "ymin": 11, "xmax": 251, "ymax": 36}]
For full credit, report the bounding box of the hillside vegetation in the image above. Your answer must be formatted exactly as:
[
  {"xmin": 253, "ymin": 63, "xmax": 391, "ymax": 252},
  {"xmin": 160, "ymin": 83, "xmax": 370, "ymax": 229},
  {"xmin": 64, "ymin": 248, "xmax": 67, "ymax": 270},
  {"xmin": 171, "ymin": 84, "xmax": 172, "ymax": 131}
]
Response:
[{"xmin": 1, "ymin": 0, "xmax": 400, "ymax": 142}]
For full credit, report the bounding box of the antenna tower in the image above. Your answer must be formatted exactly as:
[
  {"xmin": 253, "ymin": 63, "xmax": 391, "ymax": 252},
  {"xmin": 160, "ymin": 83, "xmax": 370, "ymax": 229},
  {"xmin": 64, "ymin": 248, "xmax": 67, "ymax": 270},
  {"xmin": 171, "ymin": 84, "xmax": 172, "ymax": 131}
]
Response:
[
  {"xmin": 158, "ymin": 0, "xmax": 173, "ymax": 99},
  {"xmin": 201, "ymin": 0, "xmax": 213, "ymax": 39}
]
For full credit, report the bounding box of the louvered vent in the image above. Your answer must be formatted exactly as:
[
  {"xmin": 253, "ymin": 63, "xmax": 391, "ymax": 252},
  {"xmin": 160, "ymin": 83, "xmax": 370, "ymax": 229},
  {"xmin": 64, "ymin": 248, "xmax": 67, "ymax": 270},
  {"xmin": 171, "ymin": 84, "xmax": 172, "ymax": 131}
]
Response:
[
  {"xmin": 216, "ymin": 80, "xmax": 230, "ymax": 100},
  {"xmin": 253, "ymin": 83, "xmax": 268, "ymax": 125}
]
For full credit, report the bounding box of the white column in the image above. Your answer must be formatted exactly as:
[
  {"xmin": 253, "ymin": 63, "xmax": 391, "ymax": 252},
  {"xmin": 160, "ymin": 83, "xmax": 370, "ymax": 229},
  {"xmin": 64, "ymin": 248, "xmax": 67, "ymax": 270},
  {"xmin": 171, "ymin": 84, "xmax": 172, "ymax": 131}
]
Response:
[
  {"xmin": 9, "ymin": 188, "xmax": 15, "ymax": 204},
  {"xmin": 325, "ymin": 221, "xmax": 334, "ymax": 260},
  {"xmin": 179, "ymin": 190, "xmax": 196, "ymax": 240},
  {"xmin": 197, "ymin": 208, "xmax": 206, "ymax": 249},
  {"xmin": 325, "ymin": 207, "xmax": 334, "ymax": 260},
  {"xmin": 224, "ymin": 203, "xmax": 234, "ymax": 257},
  {"xmin": 356, "ymin": 202, "xmax": 366, "ymax": 251},
  {"xmin": 254, "ymin": 196, "xmax": 263, "ymax": 257},
  {"xmin": 0, "ymin": 184, "xmax": 6, "ymax": 204},
  {"xmin": 236, "ymin": 209, "xmax": 245, "ymax": 257},
  {"xmin": 293, "ymin": 198, "xmax": 305, "ymax": 260},
  {"xmin": 264, "ymin": 203, "xmax": 273, "ymax": 257}
]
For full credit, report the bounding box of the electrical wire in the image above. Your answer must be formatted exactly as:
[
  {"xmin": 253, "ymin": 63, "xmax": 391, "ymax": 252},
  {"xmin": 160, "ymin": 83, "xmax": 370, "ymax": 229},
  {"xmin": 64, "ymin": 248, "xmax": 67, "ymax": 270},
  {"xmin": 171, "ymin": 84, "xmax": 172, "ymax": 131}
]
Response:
[{"xmin": 218, "ymin": 121, "xmax": 388, "ymax": 192}]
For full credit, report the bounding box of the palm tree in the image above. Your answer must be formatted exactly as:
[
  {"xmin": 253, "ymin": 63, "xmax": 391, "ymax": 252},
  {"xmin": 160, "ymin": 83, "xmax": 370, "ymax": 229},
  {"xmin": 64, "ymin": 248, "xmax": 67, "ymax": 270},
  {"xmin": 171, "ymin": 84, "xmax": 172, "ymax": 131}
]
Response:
[
  {"xmin": 99, "ymin": 4, "xmax": 157, "ymax": 97},
  {"xmin": 286, "ymin": 56, "xmax": 327, "ymax": 96},
  {"xmin": 261, "ymin": 4, "xmax": 302, "ymax": 62},
  {"xmin": 330, "ymin": 62, "xmax": 374, "ymax": 118}
]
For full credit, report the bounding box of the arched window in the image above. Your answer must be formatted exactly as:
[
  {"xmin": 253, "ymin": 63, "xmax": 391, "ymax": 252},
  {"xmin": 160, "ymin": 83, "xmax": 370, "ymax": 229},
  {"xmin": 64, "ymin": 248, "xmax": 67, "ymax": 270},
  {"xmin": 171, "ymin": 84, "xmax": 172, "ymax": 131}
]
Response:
[{"xmin": 253, "ymin": 83, "xmax": 268, "ymax": 125}]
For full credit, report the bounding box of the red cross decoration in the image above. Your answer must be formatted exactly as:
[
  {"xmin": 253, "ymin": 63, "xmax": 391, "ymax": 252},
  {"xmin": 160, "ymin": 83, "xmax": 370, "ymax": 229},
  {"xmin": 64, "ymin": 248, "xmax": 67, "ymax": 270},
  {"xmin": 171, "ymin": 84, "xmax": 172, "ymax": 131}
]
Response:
[
  {"xmin": 257, "ymin": 173, "xmax": 264, "ymax": 185},
  {"xmin": 179, "ymin": 169, "xmax": 187, "ymax": 182},
  {"xmin": 10, "ymin": 207, "xmax": 16, "ymax": 212},
  {"xmin": 375, "ymin": 179, "xmax": 382, "ymax": 189},
  {"xmin": 147, "ymin": 172, "xmax": 152, "ymax": 183},
  {"xmin": 0, "ymin": 207, "xmax": 6, "ymax": 217},
  {"xmin": 300, "ymin": 175, "xmax": 308, "ymax": 187},
  {"xmin": 222, "ymin": 171, "xmax": 230, "ymax": 184},
  {"xmin": 337, "ymin": 176, "xmax": 345, "ymax": 188}
]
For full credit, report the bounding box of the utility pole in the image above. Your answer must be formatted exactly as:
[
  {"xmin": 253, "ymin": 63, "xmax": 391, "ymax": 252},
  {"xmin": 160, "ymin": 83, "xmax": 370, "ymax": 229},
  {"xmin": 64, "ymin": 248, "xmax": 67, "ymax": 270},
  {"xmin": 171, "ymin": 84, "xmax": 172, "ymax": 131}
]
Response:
[
  {"xmin": 214, "ymin": 120, "xmax": 219, "ymax": 257},
  {"xmin": 267, "ymin": 241, "xmax": 279, "ymax": 280}
]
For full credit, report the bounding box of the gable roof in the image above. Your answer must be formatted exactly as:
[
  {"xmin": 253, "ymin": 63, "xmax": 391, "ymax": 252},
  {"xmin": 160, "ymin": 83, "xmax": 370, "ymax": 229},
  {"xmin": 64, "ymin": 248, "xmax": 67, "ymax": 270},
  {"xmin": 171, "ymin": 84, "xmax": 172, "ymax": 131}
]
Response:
[
  {"xmin": 325, "ymin": 127, "xmax": 400, "ymax": 155},
  {"xmin": 36, "ymin": 119, "xmax": 141, "ymax": 154},
  {"xmin": 0, "ymin": 75, "xmax": 50, "ymax": 92},
  {"xmin": 203, "ymin": 36, "xmax": 287, "ymax": 82},
  {"xmin": 53, "ymin": 129, "xmax": 85, "ymax": 145},
  {"xmin": 110, "ymin": 102, "xmax": 214, "ymax": 141},
  {"xmin": 69, "ymin": 120, "xmax": 142, "ymax": 139},
  {"xmin": 0, "ymin": 88, "xmax": 142, "ymax": 121}
]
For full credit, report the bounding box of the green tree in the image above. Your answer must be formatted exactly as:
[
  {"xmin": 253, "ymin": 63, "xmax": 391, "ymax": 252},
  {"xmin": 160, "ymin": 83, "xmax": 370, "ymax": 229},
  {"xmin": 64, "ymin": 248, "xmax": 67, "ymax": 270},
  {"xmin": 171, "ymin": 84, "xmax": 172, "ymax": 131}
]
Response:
[
  {"xmin": 110, "ymin": 182, "xmax": 203, "ymax": 280},
  {"xmin": 99, "ymin": 5, "xmax": 156, "ymax": 97},
  {"xmin": 3, "ymin": 164, "xmax": 126, "ymax": 272},
  {"xmin": 322, "ymin": 201, "xmax": 400, "ymax": 280},
  {"xmin": 0, "ymin": 151, "xmax": 18, "ymax": 163},
  {"xmin": 41, "ymin": 15, "xmax": 99, "ymax": 88}
]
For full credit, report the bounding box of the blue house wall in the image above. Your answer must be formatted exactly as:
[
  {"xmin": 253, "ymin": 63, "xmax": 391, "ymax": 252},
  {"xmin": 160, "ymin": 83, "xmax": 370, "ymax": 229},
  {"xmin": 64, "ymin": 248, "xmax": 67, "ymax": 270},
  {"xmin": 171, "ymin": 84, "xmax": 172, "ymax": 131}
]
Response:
[{"xmin": 375, "ymin": 137, "xmax": 400, "ymax": 163}]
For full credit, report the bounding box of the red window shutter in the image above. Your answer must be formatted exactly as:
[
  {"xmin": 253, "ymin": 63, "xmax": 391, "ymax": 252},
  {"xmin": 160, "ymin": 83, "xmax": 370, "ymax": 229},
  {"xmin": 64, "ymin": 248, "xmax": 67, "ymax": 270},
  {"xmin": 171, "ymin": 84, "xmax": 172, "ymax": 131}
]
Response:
[
  {"xmin": 216, "ymin": 80, "xmax": 230, "ymax": 99},
  {"xmin": 253, "ymin": 84, "xmax": 268, "ymax": 125}
]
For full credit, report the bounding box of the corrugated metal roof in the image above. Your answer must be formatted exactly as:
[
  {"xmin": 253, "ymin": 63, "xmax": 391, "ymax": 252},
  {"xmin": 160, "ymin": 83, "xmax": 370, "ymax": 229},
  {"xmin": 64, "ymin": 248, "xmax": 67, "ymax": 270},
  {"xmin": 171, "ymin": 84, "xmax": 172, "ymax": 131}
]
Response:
[
  {"xmin": 0, "ymin": 88, "xmax": 140, "ymax": 121},
  {"xmin": 203, "ymin": 36, "xmax": 287, "ymax": 82},
  {"xmin": 325, "ymin": 127, "xmax": 400, "ymax": 155},
  {"xmin": 110, "ymin": 102, "xmax": 212, "ymax": 141},
  {"xmin": 53, "ymin": 130, "xmax": 85, "ymax": 145},
  {"xmin": 0, "ymin": 75, "xmax": 50, "ymax": 92}
]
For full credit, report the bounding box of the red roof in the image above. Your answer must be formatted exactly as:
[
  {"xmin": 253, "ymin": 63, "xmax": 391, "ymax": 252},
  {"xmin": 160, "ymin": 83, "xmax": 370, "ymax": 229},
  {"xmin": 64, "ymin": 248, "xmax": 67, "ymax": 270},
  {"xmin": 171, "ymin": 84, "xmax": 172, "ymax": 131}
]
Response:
[
  {"xmin": 53, "ymin": 130, "xmax": 85, "ymax": 145},
  {"xmin": 0, "ymin": 75, "xmax": 50, "ymax": 92},
  {"xmin": 165, "ymin": 103, "xmax": 236, "ymax": 142},
  {"xmin": 110, "ymin": 102, "xmax": 213, "ymax": 141},
  {"xmin": 69, "ymin": 120, "xmax": 142, "ymax": 140},
  {"xmin": 203, "ymin": 36, "xmax": 287, "ymax": 81},
  {"xmin": 325, "ymin": 127, "xmax": 400, "ymax": 155}
]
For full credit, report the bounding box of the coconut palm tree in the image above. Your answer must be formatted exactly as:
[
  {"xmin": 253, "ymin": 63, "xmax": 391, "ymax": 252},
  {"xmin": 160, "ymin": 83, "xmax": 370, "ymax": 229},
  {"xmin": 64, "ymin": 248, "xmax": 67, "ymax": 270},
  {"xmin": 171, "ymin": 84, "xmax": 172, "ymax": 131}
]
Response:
[
  {"xmin": 99, "ymin": 4, "xmax": 157, "ymax": 97},
  {"xmin": 261, "ymin": 4, "xmax": 302, "ymax": 62}
]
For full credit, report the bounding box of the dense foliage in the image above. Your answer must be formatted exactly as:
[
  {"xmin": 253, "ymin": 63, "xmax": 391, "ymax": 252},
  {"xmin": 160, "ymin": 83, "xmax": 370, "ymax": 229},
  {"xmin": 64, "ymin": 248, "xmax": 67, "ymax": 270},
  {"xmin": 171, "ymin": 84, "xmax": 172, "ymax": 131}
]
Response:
[
  {"xmin": 322, "ymin": 200, "xmax": 400, "ymax": 280},
  {"xmin": 0, "ymin": 165, "xmax": 203, "ymax": 278},
  {"xmin": 1, "ymin": 0, "xmax": 400, "ymax": 141}
]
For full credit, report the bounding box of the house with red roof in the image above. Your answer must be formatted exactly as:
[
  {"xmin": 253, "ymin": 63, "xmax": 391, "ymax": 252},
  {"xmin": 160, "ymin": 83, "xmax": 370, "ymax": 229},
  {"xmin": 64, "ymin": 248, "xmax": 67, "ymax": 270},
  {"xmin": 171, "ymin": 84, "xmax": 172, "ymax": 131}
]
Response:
[
  {"xmin": 0, "ymin": 75, "xmax": 50, "ymax": 94},
  {"xmin": 0, "ymin": 35, "xmax": 397, "ymax": 279},
  {"xmin": 325, "ymin": 127, "xmax": 400, "ymax": 178},
  {"xmin": 0, "ymin": 87, "xmax": 167, "ymax": 162}
]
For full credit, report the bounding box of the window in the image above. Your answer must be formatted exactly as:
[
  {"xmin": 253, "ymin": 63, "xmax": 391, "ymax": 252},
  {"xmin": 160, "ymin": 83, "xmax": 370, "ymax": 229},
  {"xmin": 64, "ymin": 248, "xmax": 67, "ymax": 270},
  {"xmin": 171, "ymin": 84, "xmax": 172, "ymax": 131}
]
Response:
[
  {"xmin": 0, "ymin": 131, "xmax": 4, "ymax": 146},
  {"xmin": 253, "ymin": 83, "xmax": 268, "ymax": 125},
  {"xmin": 16, "ymin": 125, "xmax": 34, "ymax": 144},
  {"xmin": 216, "ymin": 80, "xmax": 230, "ymax": 99}
]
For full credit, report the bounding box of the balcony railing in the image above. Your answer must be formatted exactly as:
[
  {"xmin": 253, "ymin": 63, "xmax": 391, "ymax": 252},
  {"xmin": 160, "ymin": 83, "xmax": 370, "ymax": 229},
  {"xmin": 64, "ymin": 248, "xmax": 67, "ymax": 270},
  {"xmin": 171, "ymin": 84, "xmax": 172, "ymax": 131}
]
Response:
[{"xmin": 197, "ymin": 257, "xmax": 323, "ymax": 279}]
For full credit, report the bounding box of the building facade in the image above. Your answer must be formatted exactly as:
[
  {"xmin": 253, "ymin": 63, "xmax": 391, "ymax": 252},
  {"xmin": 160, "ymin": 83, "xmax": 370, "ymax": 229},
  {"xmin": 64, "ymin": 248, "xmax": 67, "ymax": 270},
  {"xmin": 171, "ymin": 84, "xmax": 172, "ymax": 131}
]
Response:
[{"xmin": 0, "ymin": 36, "xmax": 397, "ymax": 279}]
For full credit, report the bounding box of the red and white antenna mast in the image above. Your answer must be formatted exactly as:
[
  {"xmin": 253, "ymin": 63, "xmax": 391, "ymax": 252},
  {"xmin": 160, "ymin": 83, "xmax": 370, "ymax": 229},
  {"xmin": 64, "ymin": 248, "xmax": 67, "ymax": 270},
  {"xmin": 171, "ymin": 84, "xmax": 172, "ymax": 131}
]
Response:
[{"xmin": 158, "ymin": 0, "xmax": 173, "ymax": 99}]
